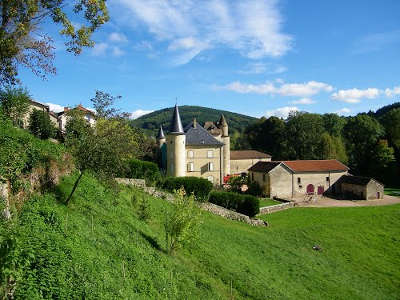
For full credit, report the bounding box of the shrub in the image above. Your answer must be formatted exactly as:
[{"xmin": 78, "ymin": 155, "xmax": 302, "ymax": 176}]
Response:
[
  {"xmin": 164, "ymin": 187, "xmax": 201, "ymax": 255},
  {"xmin": 208, "ymin": 191, "xmax": 260, "ymax": 217},
  {"xmin": 246, "ymin": 181, "xmax": 263, "ymax": 197},
  {"xmin": 126, "ymin": 159, "xmax": 161, "ymax": 186},
  {"xmin": 137, "ymin": 195, "xmax": 151, "ymax": 222},
  {"xmin": 162, "ymin": 177, "xmax": 213, "ymax": 201},
  {"xmin": 29, "ymin": 109, "xmax": 56, "ymax": 139}
]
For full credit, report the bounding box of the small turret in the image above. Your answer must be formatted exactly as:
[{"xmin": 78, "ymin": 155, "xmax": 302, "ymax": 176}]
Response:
[
  {"xmin": 218, "ymin": 114, "xmax": 228, "ymax": 137},
  {"xmin": 166, "ymin": 104, "xmax": 186, "ymax": 177},
  {"xmin": 156, "ymin": 125, "xmax": 166, "ymax": 147}
]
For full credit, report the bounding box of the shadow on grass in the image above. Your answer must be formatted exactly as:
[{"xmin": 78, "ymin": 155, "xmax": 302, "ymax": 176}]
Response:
[{"xmin": 139, "ymin": 231, "xmax": 166, "ymax": 253}]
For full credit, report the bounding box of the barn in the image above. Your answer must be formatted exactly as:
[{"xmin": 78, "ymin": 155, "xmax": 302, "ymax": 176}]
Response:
[{"xmin": 334, "ymin": 175, "xmax": 384, "ymax": 200}]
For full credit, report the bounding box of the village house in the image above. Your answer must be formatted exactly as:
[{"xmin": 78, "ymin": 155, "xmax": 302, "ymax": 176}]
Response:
[
  {"xmin": 57, "ymin": 104, "xmax": 96, "ymax": 133},
  {"xmin": 22, "ymin": 100, "xmax": 59, "ymax": 128},
  {"xmin": 230, "ymin": 150, "xmax": 271, "ymax": 175},
  {"xmin": 248, "ymin": 160, "xmax": 349, "ymax": 199},
  {"xmin": 333, "ymin": 175, "xmax": 384, "ymax": 200}
]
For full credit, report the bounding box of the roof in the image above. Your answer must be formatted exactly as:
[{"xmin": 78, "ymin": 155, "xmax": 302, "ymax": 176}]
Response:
[
  {"xmin": 184, "ymin": 121, "xmax": 224, "ymax": 146},
  {"xmin": 248, "ymin": 161, "xmax": 281, "ymax": 173},
  {"xmin": 157, "ymin": 125, "xmax": 165, "ymax": 139},
  {"xmin": 339, "ymin": 175, "xmax": 381, "ymax": 186},
  {"xmin": 58, "ymin": 105, "xmax": 95, "ymax": 116},
  {"xmin": 169, "ymin": 104, "xmax": 184, "ymax": 133},
  {"xmin": 231, "ymin": 150, "xmax": 271, "ymax": 160},
  {"xmin": 30, "ymin": 99, "xmax": 49, "ymax": 110},
  {"xmin": 282, "ymin": 160, "xmax": 348, "ymax": 173}
]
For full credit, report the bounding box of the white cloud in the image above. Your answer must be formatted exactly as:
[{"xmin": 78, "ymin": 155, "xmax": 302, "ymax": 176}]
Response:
[
  {"xmin": 112, "ymin": 46, "xmax": 125, "ymax": 56},
  {"xmin": 291, "ymin": 97, "xmax": 315, "ymax": 105},
  {"xmin": 353, "ymin": 30, "xmax": 400, "ymax": 54},
  {"xmin": 331, "ymin": 88, "xmax": 380, "ymax": 103},
  {"xmin": 109, "ymin": 32, "xmax": 128, "ymax": 43},
  {"xmin": 385, "ymin": 86, "xmax": 400, "ymax": 97},
  {"xmin": 116, "ymin": 0, "xmax": 292, "ymax": 64},
  {"xmin": 238, "ymin": 62, "xmax": 287, "ymax": 75},
  {"xmin": 335, "ymin": 107, "xmax": 351, "ymax": 115},
  {"xmin": 219, "ymin": 80, "xmax": 333, "ymax": 97},
  {"xmin": 92, "ymin": 42, "xmax": 109, "ymax": 56},
  {"xmin": 265, "ymin": 106, "xmax": 298, "ymax": 119},
  {"xmin": 46, "ymin": 103, "xmax": 65, "ymax": 113},
  {"xmin": 130, "ymin": 109, "xmax": 154, "ymax": 119}
]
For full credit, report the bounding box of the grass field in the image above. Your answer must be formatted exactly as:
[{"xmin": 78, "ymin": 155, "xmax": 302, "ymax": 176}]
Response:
[
  {"xmin": 259, "ymin": 198, "xmax": 281, "ymax": 207},
  {"xmin": 1, "ymin": 173, "xmax": 400, "ymax": 299},
  {"xmin": 385, "ymin": 187, "xmax": 400, "ymax": 196}
]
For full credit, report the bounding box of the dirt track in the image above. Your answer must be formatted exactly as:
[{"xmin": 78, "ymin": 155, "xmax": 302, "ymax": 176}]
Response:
[{"xmin": 295, "ymin": 195, "xmax": 400, "ymax": 207}]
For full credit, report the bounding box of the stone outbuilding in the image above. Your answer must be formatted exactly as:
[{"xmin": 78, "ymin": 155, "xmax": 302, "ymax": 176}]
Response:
[
  {"xmin": 230, "ymin": 150, "xmax": 271, "ymax": 175},
  {"xmin": 333, "ymin": 175, "xmax": 384, "ymax": 200},
  {"xmin": 248, "ymin": 160, "xmax": 349, "ymax": 199}
]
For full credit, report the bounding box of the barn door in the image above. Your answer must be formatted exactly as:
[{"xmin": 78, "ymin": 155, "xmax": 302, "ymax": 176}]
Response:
[
  {"xmin": 317, "ymin": 186, "xmax": 324, "ymax": 195},
  {"xmin": 307, "ymin": 184, "xmax": 314, "ymax": 194}
]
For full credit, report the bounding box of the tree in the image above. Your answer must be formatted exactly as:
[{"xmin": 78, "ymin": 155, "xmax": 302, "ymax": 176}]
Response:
[
  {"xmin": 64, "ymin": 113, "xmax": 141, "ymax": 204},
  {"xmin": 285, "ymin": 112, "xmax": 325, "ymax": 159},
  {"xmin": 322, "ymin": 113, "xmax": 346, "ymax": 137},
  {"xmin": 28, "ymin": 109, "xmax": 55, "ymax": 139},
  {"xmin": 0, "ymin": 86, "xmax": 30, "ymax": 126},
  {"xmin": 90, "ymin": 90, "xmax": 121, "ymax": 119},
  {"xmin": 0, "ymin": 1, "xmax": 109, "ymax": 86},
  {"xmin": 319, "ymin": 132, "xmax": 348, "ymax": 163}
]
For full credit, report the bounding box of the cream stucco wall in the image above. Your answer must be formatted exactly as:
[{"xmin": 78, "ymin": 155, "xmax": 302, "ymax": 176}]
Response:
[
  {"xmin": 186, "ymin": 146, "xmax": 222, "ymax": 185},
  {"xmin": 250, "ymin": 165, "xmax": 347, "ymax": 199},
  {"xmin": 231, "ymin": 157, "xmax": 271, "ymax": 175},
  {"xmin": 22, "ymin": 103, "xmax": 48, "ymax": 128},
  {"xmin": 167, "ymin": 134, "xmax": 186, "ymax": 177}
]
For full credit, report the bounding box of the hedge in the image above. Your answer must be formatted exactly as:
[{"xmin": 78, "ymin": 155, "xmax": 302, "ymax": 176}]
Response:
[
  {"xmin": 126, "ymin": 159, "xmax": 162, "ymax": 186},
  {"xmin": 208, "ymin": 191, "xmax": 260, "ymax": 217},
  {"xmin": 162, "ymin": 177, "xmax": 213, "ymax": 201}
]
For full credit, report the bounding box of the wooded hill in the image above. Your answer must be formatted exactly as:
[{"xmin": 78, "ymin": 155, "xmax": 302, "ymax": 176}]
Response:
[{"xmin": 130, "ymin": 105, "xmax": 257, "ymax": 135}]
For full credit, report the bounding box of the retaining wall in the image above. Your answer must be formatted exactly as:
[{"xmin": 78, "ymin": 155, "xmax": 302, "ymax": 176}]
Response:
[{"xmin": 258, "ymin": 202, "xmax": 294, "ymax": 215}]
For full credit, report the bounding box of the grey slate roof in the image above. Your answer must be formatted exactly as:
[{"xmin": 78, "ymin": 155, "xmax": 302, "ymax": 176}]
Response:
[
  {"xmin": 157, "ymin": 125, "xmax": 165, "ymax": 139},
  {"xmin": 248, "ymin": 161, "xmax": 281, "ymax": 173},
  {"xmin": 338, "ymin": 175, "xmax": 379, "ymax": 186},
  {"xmin": 169, "ymin": 104, "xmax": 184, "ymax": 133},
  {"xmin": 184, "ymin": 121, "xmax": 224, "ymax": 146}
]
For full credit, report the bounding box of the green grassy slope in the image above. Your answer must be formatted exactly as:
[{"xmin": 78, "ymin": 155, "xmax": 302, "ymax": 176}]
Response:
[
  {"xmin": 130, "ymin": 105, "xmax": 257, "ymax": 136},
  {"xmin": 1, "ymin": 173, "xmax": 400, "ymax": 299}
]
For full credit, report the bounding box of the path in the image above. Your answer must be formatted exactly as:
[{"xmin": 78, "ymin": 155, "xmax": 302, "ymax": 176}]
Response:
[{"xmin": 295, "ymin": 195, "xmax": 400, "ymax": 208}]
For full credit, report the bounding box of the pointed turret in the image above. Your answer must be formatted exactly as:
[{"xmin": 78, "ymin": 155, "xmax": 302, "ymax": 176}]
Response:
[
  {"xmin": 218, "ymin": 114, "xmax": 228, "ymax": 137},
  {"xmin": 218, "ymin": 114, "xmax": 227, "ymax": 127},
  {"xmin": 157, "ymin": 125, "xmax": 165, "ymax": 140},
  {"xmin": 169, "ymin": 104, "xmax": 184, "ymax": 134}
]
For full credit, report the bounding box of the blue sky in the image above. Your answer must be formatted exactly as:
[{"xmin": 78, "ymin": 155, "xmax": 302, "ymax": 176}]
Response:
[{"xmin": 19, "ymin": 0, "xmax": 400, "ymax": 119}]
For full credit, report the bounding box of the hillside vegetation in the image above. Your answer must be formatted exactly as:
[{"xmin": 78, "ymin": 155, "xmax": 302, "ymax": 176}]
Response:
[
  {"xmin": 1, "ymin": 172, "xmax": 399, "ymax": 299},
  {"xmin": 130, "ymin": 105, "xmax": 257, "ymax": 135}
]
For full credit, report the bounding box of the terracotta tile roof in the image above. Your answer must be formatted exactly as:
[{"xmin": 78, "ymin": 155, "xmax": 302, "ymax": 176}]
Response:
[
  {"xmin": 248, "ymin": 161, "xmax": 281, "ymax": 172},
  {"xmin": 282, "ymin": 160, "xmax": 348, "ymax": 172},
  {"xmin": 231, "ymin": 150, "xmax": 271, "ymax": 160}
]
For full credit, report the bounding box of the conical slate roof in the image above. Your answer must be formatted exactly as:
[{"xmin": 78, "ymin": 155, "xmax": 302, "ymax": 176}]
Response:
[
  {"xmin": 218, "ymin": 114, "xmax": 227, "ymax": 127},
  {"xmin": 169, "ymin": 104, "xmax": 184, "ymax": 133},
  {"xmin": 157, "ymin": 125, "xmax": 165, "ymax": 139}
]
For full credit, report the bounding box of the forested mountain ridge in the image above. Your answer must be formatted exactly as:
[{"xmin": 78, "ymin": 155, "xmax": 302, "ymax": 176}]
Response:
[{"xmin": 130, "ymin": 105, "xmax": 257, "ymax": 135}]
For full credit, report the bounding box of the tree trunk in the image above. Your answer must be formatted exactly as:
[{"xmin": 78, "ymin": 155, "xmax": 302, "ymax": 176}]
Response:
[{"xmin": 65, "ymin": 171, "xmax": 83, "ymax": 205}]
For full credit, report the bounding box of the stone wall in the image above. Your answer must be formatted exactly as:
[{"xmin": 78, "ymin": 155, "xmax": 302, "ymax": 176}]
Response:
[
  {"xmin": 0, "ymin": 179, "xmax": 11, "ymax": 220},
  {"xmin": 258, "ymin": 202, "xmax": 294, "ymax": 215},
  {"xmin": 115, "ymin": 178, "xmax": 146, "ymax": 188}
]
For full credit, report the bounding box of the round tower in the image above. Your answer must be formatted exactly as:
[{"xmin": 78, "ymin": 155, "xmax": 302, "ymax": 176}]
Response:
[
  {"xmin": 156, "ymin": 125, "xmax": 166, "ymax": 148},
  {"xmin": 167, "ymin": 105, "xmax": 186, "ymax": 177},
  {"xmin": 219, "ymin": 115, "xmax": 230, "ymax": 177}
]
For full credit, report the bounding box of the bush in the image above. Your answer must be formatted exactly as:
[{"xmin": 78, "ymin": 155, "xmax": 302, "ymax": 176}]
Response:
[
  {"xmin": 126, "ymin": 159, "xmax": 161, "ymax": 186},
  {"xmin": 208, "ymin": 191, "xmax": 260, "ymax": 217},
  {"xmin": 162, "ymin": 177, "xmax": 213, "ymax": 201},
  {"xmin": 29, "ymin": 109, "xmax": 56, "ymax": 139},
  {"xmin": 246, "ymin": 181, "xmax": 263, "ymax": 197}
]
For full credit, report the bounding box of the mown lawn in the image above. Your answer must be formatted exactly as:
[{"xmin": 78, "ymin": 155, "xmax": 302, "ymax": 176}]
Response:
[
  {"xmin": 2, "ymin": 173, "xmax": 400, "ymax": 299},
  {"xmin": 385, "ymin": 187, "xmax": 400, "ymax": 196},
  {"xmin": 259, "ymin": 198, "xmax": 281, "ymax": 207}
]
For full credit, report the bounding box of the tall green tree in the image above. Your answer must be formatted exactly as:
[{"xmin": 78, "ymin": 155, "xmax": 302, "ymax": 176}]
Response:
[
  {"xmin": 90, "ymin": 90, "xmax": 121, "ymax": 119},
  {"xmin": 285, "ymin": 112, "xmax": 325, "ymax": 159},
  {"xmin": 0, "ymin": 86, "xmax": 30, "ymax": 126},
  {"xmin": 0, "ymin": 1, "xmax": 109, "ymax": 85},
  {"xmin": 322, "ymin": 113, "xmax": 346, "ymax": 137}
]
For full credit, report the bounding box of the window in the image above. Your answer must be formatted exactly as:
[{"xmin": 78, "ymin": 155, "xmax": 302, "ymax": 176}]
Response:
[
  {"xmin": 208, "ymin": 162, "xmax": 214, "ymax": 171},
  {"xmin": 207, "ymin": 176, "xmax": 214, "ymax": 183},
  {"xmin": 326, "ymin": 176, "xmax": 330, "ymax": 182},
  {"xmin": 188, "ymin": 150, "xmax": 194, "ymax": 158},
  {"xmin": 297, "ymin": 177, "xmax": 301, "ymax": 184},
  {"xmin": 251, "ymin": 173, "xmax": 254, "ymax": 181},
  {"xmin": 187, "ymin": 162, "xmax": 194, "ymax": 172},
  {"xmin": 263, "ymin": 174, "xmax": 266, "ymax": 182},
  {"xmin": 207, "ymin": 150, "xmax": 213, "ymax": 158}
]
